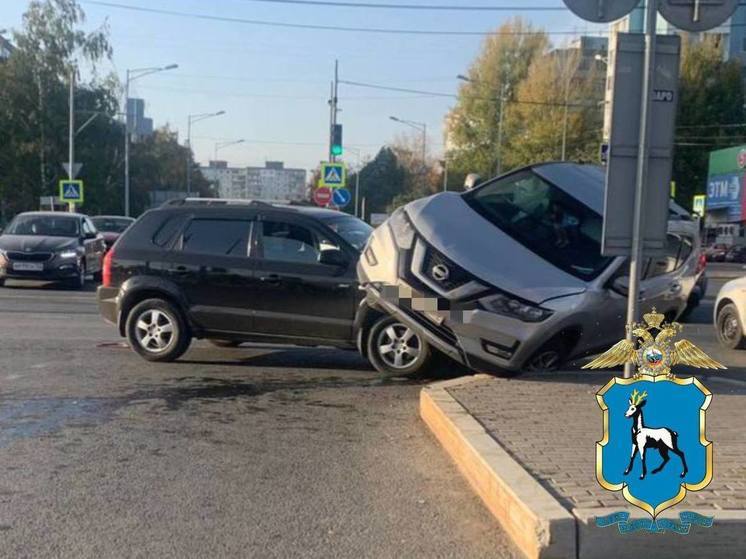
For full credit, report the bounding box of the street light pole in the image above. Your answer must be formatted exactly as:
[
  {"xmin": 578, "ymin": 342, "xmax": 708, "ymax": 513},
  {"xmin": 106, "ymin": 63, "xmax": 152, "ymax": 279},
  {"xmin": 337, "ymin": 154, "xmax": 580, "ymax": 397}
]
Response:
[
  {"xmin": 214, "ymin": 139, "xmax": 245, "ymax": 162},
  {"xmin": 123, "ymin": 64, "xmax": 178, "ymax": 217},
  {"xmin": 389, "ymin": 116, "xmax": 427, "ymax": 166},
  {"xmin": 68, "ymin": 66, "xmax": 75, "ymax": 213},
  {"xmin": 186, "ymin": 110, "xmax": 226, "ymax": 195}
]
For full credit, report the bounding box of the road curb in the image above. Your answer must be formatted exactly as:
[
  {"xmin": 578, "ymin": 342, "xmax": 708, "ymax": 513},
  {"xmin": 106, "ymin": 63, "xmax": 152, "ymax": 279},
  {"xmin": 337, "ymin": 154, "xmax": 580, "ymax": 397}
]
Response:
[
  {"xmin": 420, "ymin": 375, "xmax": 746, "ymax": 559},
  {"xmin": 419, "ymin": 376, "xmax": 576, "ymax": 559}
]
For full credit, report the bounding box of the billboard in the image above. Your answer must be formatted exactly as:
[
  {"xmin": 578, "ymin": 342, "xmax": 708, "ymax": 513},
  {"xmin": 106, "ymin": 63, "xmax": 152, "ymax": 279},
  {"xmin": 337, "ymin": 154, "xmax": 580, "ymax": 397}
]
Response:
[{"xmin": 706, "ymin": 146, "xmax": 746, "ymax": 222}]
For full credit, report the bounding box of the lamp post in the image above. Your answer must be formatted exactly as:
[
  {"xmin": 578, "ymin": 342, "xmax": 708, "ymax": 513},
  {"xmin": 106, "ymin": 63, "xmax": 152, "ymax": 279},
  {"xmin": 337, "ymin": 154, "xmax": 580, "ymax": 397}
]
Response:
[
  {"xmin": 389, "ymin": 116, "xmax": 427, "ymax": 165},
  {"xmin": 457, "ymin": 74, "xmax": 508, "ymax": 176},
  {"xmin": 124, "ymin": 64, "xmax": 178, "ymax": 217},
  {"xmin": 186, "ymin": 110, "xmax": 226, "ymax": 195},
  {"xmin": 214, "ymin": 139, "xmax": 245, "ymax": 162},
  {"xmin": 346, "ymin": 146, "xmax": 363, "ymax": 218}
]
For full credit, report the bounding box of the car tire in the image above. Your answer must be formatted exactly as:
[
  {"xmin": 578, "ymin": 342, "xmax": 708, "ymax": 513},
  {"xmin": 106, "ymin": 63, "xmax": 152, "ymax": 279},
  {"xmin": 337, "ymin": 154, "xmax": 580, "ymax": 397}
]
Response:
[
  {"xmin": 208, "ymin": 339, "xmax": 242, "ymax": 348},
  {"xmin": 716, "ymin": 303, "xmax": 746, "ymax": 350},
  {"xmin": 366, "ymin": 316, "xmax": 432, "ymax": 377},
  {"xmin": 67, "ymin": 260, "xmax": 86, "ymax": 289},
  {"xmin": 126, "ymin": 298, "xmax": 191, "ymax": 362},
  {"xmin": 524, "ymin": 339, "xmax": 566, "ymax": 372}
]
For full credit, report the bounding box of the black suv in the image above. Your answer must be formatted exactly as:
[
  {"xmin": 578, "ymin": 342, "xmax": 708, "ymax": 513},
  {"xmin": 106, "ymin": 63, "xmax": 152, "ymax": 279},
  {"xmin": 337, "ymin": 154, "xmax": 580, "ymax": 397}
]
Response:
[{"xmin": 97, "ymin": 199, "xmax": 388, "ymax": 362}]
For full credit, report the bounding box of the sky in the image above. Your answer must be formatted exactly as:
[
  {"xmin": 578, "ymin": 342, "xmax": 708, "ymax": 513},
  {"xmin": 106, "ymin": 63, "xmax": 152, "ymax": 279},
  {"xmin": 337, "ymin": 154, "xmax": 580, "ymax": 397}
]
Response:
[{"xmin": 0, "ymin": 0, "xmax": 607, "ymax": 173}]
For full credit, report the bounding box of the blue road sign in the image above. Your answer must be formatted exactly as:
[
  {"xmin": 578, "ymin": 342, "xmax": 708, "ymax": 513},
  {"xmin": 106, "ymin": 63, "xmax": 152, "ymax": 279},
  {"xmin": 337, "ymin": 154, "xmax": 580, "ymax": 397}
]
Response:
[
  {"xmin": 59, "ymin": 180, "xmax": 84, "ymax": 203},
  {"xmin": 320, "ymin": 162, "xmax": 346, "ymax": 188},
  {"xmin": 332, "ymin": 187, "xmax": 351, "ymax": 208}
]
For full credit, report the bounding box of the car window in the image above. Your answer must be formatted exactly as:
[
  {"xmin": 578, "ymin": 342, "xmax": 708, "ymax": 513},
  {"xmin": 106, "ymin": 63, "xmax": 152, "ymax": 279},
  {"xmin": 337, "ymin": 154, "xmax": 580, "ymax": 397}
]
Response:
[
  {"xmin": 153, "ymin": 214, "xmax": 188, "ymax": 247},
  {"xmin": 180, "ymin": 219, "xmax": 250, "ymax": 256},
  {"xmin": 646, "ymin": 234, "xmax": 681, "ymax": 278},
  {"xmin": 5, "ymin": 215, "xmax": 80, "ymax": 237},
  {"xmin": 259, "ymin": 220, "xmax": 338, "ymax": 264},
  {"xmin": 84, "ymin": 218, "xmax": 97, "ymax": 235}
]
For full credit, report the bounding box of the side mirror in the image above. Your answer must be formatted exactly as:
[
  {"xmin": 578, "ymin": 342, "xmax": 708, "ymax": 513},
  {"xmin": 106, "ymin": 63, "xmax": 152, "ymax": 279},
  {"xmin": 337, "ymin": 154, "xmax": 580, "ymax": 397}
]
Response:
[
  {"xmin": 318, "ymin": 248, "xmax": 348, "ymax": 267},
  {"xmin": 611, "ymin": 276, "xmax": 629, "ymax": 296},
  {"xmin": 464, "ymin": 173, "xmax": 482, "ymax": 191}
]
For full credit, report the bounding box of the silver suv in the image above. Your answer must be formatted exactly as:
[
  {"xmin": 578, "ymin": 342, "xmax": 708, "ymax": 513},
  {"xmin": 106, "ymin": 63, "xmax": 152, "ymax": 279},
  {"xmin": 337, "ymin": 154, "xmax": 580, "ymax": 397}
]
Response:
[{"xmin": 356, "ymin": 163, "xmax": 702, "ymax": 376}]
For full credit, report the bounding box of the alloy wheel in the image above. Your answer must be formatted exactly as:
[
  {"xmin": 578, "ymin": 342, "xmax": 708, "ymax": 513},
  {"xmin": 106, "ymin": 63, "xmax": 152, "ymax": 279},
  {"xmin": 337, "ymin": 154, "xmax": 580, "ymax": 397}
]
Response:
[
  {"xmin": 376, "ymin": 323, "xmax": 422, "ymax": 370},
  {"xmin": 134, "ymin": 309, "xmax": 175, "ymax": 353}
]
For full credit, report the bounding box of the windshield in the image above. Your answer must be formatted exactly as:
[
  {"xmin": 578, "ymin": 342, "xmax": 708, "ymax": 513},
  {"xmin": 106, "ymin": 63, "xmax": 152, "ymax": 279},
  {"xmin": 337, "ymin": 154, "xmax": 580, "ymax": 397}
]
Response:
[
  {"xmin": 322, "ymin": 215, "xmax": 373, "ymax": 251},
  {"xmin": 5, "ymin": 215, "xmax": 80, "ymax": 238},
  {"xmin": 92, "ymin": 217, "xmax": 134, "ymax": 233},
  {"xmin": 464, "ymin": 170, "xmax": 612, "ymax": 280}
]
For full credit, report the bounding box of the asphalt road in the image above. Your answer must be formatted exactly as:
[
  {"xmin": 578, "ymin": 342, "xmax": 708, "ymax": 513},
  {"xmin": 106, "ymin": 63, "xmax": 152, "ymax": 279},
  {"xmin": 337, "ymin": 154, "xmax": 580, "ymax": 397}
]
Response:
[{"xmin": 0, "ymin": 280, "xmax": 518, "ymax": 559}]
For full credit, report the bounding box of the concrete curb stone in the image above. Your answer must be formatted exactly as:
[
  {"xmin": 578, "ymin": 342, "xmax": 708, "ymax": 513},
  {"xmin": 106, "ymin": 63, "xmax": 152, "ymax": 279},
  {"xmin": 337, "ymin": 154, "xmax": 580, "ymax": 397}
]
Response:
[{"xmin": 420, "ymin": 375, "xmax": 746, "ymax": 559}]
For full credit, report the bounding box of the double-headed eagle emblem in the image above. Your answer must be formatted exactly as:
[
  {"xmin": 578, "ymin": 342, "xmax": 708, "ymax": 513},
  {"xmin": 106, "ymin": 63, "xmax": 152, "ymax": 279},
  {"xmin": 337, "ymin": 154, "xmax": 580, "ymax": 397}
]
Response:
[{"xmin": 583, "ymin": 308, "xmax": 725, "ymax": 378}]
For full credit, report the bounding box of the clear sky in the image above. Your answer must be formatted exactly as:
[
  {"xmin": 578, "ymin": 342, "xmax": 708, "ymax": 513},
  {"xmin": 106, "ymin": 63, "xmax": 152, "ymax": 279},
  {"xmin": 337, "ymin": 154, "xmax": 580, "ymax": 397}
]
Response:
[{"xmin": 1, "ymin": 0, "xmax": 606, "ymax": 173}]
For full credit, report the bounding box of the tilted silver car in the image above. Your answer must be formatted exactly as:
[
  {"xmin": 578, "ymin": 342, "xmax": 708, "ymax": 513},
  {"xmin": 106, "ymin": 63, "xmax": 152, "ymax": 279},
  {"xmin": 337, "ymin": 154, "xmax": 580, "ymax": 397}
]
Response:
[{"xmin": 356, "ymin": 162, "xmax": 703, "ymax": 376}]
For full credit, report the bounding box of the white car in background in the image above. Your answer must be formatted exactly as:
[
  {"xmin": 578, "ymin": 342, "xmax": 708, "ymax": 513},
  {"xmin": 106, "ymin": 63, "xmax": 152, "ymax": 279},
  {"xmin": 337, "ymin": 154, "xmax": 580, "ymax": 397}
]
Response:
[{"xmin": 715, "ymin": 278, "xmax": 746, "ymax": 349}]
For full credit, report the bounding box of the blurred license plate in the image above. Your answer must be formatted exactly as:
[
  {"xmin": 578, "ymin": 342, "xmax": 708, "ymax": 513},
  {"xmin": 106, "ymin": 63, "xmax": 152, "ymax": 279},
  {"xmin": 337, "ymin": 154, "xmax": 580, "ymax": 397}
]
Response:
[{"xmin": 12, "ymin": 262, "xmax": 43, "ymax": 271}]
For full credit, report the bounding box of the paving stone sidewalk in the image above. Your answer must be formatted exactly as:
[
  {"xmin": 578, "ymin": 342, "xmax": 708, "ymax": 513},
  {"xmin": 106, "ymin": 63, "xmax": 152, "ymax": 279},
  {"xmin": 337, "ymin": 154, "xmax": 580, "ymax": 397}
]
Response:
[{"xmin": 447, "ymin": 373, "xmax": 746, "ymax": 511}]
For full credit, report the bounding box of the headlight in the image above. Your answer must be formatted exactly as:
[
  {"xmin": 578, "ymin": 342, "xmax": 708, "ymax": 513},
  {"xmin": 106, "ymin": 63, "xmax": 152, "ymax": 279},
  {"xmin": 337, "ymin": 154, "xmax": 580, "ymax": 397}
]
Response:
[
  {"xmin": 59, "ymin": 250, "xmax": 78, "ymax": 259},
  {"xmin": 387, "ymin": 208, "xmax": 415, "ymax": 250},
  {"xmin": 480, "ymin": 293, "xmax": 553, "ymax": 323}
]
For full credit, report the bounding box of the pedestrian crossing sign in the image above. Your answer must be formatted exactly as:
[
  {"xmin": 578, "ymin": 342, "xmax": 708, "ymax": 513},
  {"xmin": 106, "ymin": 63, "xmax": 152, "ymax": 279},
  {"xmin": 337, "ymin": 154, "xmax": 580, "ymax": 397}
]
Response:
[
  {"xmin": 320, "ymin": 162, "xmax": 346, "ymax": 188},
  {"xmin": 59, "ymin": 180, "xmax": 84, "ymax": 203}
]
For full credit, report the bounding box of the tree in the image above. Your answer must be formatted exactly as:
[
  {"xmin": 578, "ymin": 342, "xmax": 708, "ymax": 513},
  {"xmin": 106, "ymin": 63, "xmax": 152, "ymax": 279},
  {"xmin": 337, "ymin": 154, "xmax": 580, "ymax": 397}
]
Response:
[
  {"xmin": 503, "ymin": 48, "xmax": 604, "ymax": 169},
  {"xmin": 351, "ymin": 147, "xmax": 407, "ymax": 220},
  {"xmin": 445, "ymin": 19, "xmax": 549, "ymax": 179},
  {"xmin": 673, "ymin": 36, "xmax": 745, "ymax": 208}
]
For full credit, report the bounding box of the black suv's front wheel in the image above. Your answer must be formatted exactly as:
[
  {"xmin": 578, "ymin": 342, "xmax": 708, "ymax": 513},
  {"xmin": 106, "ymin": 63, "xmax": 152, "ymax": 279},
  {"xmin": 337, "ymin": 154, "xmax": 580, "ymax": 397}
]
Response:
[
  {"xmin": 367, "ymin": 316, "xmax": 432, "ymax": 377},
  {"xmin": 126, "ymin": 298, "xmax": 191, "ymax": 362}
]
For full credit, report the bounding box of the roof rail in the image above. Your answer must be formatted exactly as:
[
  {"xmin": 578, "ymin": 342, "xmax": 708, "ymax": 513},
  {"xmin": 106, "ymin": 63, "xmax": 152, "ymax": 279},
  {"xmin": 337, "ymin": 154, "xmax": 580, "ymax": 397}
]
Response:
[{"xmin": 160, "ymin": 197, "xmax": 281, "ymax": 209}]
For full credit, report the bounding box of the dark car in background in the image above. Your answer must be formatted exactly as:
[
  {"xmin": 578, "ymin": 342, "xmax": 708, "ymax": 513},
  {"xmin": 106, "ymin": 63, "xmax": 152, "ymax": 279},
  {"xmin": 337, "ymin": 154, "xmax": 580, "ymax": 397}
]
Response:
[
  {"xmin": 0, "ymin": 211, "xmax": 106, "ymax": 288},
  {"xmin": 91, "ymin": 215, "xmax": 135, "ymax": 250},
  {"xmin": 97, "ymin": 199, "xmax": 377, "ymax": 362},
  {"xmin": 724, "ymin": 245, "xmax": 746, "ymax": 263}
]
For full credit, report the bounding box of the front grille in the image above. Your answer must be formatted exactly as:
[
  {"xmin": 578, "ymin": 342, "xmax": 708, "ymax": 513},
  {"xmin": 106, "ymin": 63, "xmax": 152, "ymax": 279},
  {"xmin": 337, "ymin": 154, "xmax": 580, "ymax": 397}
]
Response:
[
  {"xmin": 7, "ymin": 251, "xmax": 53, "ymax": 262},
  {"xmin": 421, "ymin": 244, "xmax": 474, "ymax": 292}
]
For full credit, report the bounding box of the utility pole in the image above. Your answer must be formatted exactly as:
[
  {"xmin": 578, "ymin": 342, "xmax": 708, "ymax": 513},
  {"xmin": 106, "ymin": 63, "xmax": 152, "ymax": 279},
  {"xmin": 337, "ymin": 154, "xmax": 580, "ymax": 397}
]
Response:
[
  {"xmin": 329, "ymin": 59, "xmax": 339, "ymax": 162},
  {"xmin": 68, "ymin": 67, "xmax": 75, "ymax": 213}
]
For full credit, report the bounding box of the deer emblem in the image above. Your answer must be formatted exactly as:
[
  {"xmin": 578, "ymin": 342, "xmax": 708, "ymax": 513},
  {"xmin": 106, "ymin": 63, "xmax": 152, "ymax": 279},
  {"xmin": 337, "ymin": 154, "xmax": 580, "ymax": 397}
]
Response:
[{"xmin": 624, "ymin": 389, "xmax": 688, "ymax": 480}]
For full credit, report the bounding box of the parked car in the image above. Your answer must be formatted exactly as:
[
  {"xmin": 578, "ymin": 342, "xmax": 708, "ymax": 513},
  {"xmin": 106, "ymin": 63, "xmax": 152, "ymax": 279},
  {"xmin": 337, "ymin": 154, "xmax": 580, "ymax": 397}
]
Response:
[
  {"xmin": 0, "ymin": 211, "xmax": 106, "ymax": 288},
  {"xmin": 724, "ymin": 245, "xmax": 746, "ymax": 263},
  {"xmin": 705, "ymin": 243, "xmax": 729, "ymax": 262},
  {"xmin": 357, "ymin": 162, "xmax": 704, "ymax": 376},
  {"xmin": 714, "ymin": 277, "xmax": 746, "ymax": 349},
  {"xmin": 91, "ymin": 215, "xmax": 135, "ymax": 250},
  {"xmin": 96, "ymin": 199, "xmax": 374, "ymax": 362}
]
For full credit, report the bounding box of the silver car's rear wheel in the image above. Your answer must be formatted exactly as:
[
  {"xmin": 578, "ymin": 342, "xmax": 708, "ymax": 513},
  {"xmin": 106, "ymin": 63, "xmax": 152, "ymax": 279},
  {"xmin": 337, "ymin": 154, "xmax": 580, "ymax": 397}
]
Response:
[{"xmin": 367, "ymin": 316, "xmax": 432, "ymax": 377}]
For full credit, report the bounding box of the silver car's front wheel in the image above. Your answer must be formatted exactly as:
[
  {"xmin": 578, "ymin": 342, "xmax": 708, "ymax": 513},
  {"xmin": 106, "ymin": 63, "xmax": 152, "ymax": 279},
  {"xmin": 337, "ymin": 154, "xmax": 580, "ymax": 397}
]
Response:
[{"xmin": 367, "ymin": 316, "xmax": 432, "ymax": 377}]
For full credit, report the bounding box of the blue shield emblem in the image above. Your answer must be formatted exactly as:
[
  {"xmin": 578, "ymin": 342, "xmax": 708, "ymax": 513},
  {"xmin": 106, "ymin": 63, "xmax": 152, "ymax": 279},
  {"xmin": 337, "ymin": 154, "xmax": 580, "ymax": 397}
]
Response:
[{"xmin": 596, "ymin": 376, "xmax": 712, "ymax": 517}]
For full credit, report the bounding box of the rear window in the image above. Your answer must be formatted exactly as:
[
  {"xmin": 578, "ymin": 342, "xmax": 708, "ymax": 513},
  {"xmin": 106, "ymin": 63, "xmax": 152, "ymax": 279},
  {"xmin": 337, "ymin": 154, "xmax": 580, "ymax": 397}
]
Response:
[
  {"xmin": 180, "ymin": 219, "xmax": 250, "ymax": 256},
  {"xmin": 152, "ymin": 214, "xmax": 188, "ymax": 247}
]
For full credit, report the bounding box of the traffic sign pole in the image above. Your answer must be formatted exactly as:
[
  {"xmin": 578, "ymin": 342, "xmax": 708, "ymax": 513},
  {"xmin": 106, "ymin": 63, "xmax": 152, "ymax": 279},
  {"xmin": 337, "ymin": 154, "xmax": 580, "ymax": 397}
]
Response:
[
  {"xmin": 68, "ymin": 66, "xmax": 75, "ymax": 214},
  {"xmin": 623, "ymin": 0, "xmax": 658, "ymax": 379}
]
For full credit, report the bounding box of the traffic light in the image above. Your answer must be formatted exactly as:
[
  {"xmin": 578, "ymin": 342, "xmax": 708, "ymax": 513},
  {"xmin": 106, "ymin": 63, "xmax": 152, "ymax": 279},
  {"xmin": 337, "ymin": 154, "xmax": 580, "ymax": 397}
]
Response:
[{"xmin": 331, "ymin": 124, "xmax": 343, "ymax": 156}]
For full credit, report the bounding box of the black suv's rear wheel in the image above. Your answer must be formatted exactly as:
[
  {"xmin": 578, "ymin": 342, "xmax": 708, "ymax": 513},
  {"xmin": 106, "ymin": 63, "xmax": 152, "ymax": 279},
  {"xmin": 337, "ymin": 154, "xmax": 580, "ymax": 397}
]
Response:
[
  {"xmin": 367, "ymin": 316, "xmax": 432, "ymax": 377},
  {"xmin": 126, "ymin": 298, "xmax": 191, "ymax": 362}
]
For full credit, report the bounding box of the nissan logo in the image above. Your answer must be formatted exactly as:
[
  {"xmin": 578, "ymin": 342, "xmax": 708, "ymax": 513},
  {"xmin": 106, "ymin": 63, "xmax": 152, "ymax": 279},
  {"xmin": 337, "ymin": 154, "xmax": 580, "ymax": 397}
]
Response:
[{"xmin": 431, "ymin": 264, "xmax": 450, "ymax": 282}]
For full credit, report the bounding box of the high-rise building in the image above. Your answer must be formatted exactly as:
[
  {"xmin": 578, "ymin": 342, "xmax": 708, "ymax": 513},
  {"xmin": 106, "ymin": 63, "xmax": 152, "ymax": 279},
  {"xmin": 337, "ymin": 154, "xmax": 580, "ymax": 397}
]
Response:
[
  {"xmin": 126, "ymin": 98, "xmax": 154, "ymax": 141},
  {"xmin": 201, "ymin": 161, "xmax": 307, "ymax": 202}
]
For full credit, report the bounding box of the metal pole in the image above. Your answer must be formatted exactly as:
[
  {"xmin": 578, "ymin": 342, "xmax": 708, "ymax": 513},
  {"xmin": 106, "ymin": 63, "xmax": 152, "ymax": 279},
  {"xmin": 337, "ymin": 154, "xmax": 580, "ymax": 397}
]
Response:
[
  {"xmin": 68, "ymin": 67, "xmax": 75, "ymax": 213},
  {"xmin": 354, "ymin": 150, "xmax": 361, "ymax": 218},
  {"xmin": 124, "ymin": 70, "xmax": 131, "ymax": 217},
  {"xmin": 328, "ymin": 81, "xmax": 334, "ymax": 162},
  {"xmin": 331, "ymin": 60, "xmax": 339, "ymax": 163},
  {"xmin": 561, "ymin": 74, "xmax": 570, "ymax": 161},
  {"xmin": 186, "ymin": 116, "xmax": 192, "ymax": 195},
  {"xmin": 624, "ymin": 0, "xmax": 658, "ymax": 379},
  {"xmin": 496, "ymin": 84, "xmax": 506, "ymax": 176}
]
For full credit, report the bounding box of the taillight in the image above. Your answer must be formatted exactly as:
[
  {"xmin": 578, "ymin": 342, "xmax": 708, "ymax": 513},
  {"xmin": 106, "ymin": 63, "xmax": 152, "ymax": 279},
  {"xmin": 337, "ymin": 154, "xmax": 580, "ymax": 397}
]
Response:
[{"xmin": 102, "ymin": 249, "xmax": 114, "ymax": 287}]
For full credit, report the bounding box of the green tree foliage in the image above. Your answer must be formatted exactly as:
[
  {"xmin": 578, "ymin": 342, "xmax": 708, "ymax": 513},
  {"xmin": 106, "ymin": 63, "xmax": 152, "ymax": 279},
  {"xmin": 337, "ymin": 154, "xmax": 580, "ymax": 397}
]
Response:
[
  {"xmin": 350, "ymin": 147, "xmax": 407, "ymax": 220},
  {"xmin": 503, "ymin": 49, "xmax": 604, "ymax": 169},
  {"xmin": 0, "ymin": 0, "xmax": 211, "ymax": 222},
  {"xmin": 673, "ymin": 36, "xmax": 745, "ymax": 208},
  {"xmin": 445, "ymin": 19, "xmax": 549, "ymax": 179}
]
